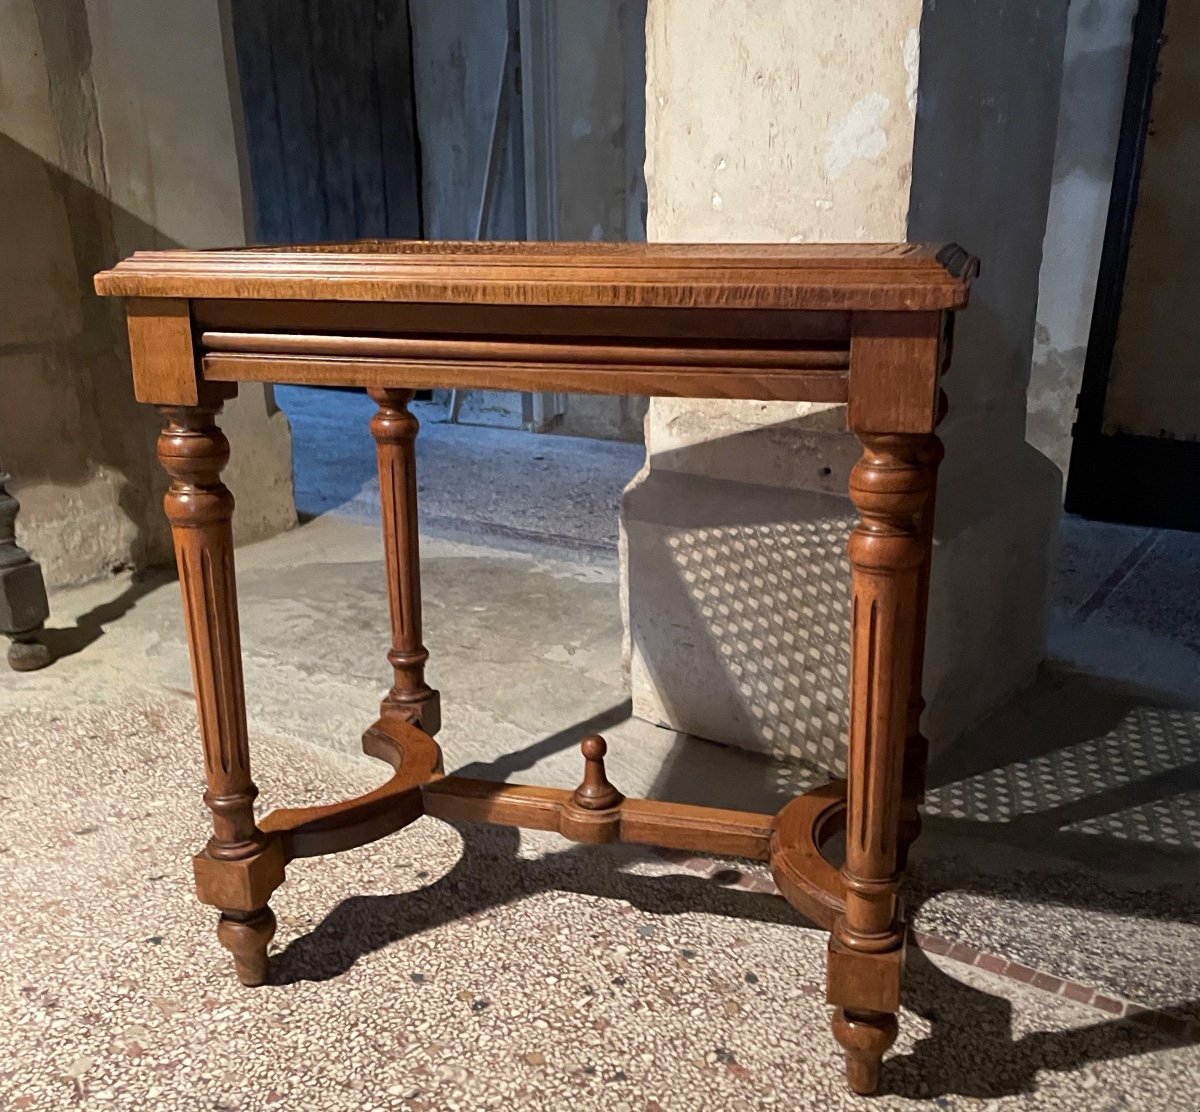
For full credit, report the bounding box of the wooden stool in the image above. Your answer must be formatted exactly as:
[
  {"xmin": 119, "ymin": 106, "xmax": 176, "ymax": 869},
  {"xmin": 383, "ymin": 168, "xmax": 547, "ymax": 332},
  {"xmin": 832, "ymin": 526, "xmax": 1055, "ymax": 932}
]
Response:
[{"xmin": 96, "ymin": 241, "xmax": 975, "ymax": 1095}]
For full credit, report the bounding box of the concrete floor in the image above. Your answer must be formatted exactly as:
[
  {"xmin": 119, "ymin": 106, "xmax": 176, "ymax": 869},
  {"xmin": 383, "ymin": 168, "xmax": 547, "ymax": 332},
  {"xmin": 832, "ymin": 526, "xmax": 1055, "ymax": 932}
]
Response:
[{"xmin": 2, "ymin": 387, "xmax": 1198, "ymax": 1109}]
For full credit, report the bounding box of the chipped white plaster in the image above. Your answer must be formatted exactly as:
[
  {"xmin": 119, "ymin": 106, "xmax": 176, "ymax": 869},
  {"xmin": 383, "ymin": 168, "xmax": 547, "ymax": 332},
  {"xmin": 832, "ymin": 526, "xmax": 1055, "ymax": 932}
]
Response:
[
  {"xmin": 823, "ymin": 92, "xmax": 890, "ymax": 181},
  {"xmin": 904, "ymin": 27, "xmax": 920, "ymax": 114},
  {"xmin": 1027, "ymin": 0, "xmax": 1137, "ymax": 477}
]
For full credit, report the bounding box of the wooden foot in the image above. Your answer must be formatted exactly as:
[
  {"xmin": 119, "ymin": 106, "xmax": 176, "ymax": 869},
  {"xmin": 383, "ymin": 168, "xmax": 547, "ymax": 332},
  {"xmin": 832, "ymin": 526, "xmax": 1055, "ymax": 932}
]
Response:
[
  {"xmin": 832, "ymin": 1008, "xmax": 897, "ymax": 1095},
  {"xmin": 217, "ymin": 906, "xmax": 276, "ymax": 986}
]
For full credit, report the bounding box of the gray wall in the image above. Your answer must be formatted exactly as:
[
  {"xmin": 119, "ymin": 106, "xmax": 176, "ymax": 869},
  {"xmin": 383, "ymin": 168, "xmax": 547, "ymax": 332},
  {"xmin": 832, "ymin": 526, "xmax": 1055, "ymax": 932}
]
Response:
[
  {"xmin": 409, "ymin": 0, "xmax": 648, "ymax": 441},
  {"xmin": 0, "ymin": 0, "xmax": 295, "ymax": 588}
]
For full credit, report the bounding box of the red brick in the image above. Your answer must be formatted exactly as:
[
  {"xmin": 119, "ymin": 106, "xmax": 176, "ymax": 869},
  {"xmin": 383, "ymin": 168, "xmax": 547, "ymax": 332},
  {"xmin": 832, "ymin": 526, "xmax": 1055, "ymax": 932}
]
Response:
[
  {"xmin": 974, "ymin": 952, "xmax": 1007, "ymax": 975},
  {"xmin": 1005, "ymin": 963, "xmax": 1037, "ymax": 985},
  {"xmin": 914, "ymin": 932, "xmax": 950, "ymax": 956},
  {"xmin": 1061, "ymin": 982, "xmax": 1094, "ymax": 1005},
  {"xmin": 947, "ymin": 942, "xmax": 978, "ymax": 965},
  {"xmin": 1093, "ymin": 995, "xmax": 1124, "ymax": 1015},
  {"xmin": 1031, "ymin": 972, "xmax": 1065, "ymax": 994}
]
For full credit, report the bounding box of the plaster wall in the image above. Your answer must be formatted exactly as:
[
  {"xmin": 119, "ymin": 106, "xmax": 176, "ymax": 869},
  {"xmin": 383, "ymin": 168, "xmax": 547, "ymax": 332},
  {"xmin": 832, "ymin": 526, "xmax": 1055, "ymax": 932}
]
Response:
[
  {"xmin": 1028, "ymin": 0, "xmax": 1137, "ymax": 476},
  {"xmin": 623, "ymin": 0, "xmax": 1067, "ymax": 770},
  {"xmin": 0, "ymin": 0, "xmax": 294, "ymax": 588}
]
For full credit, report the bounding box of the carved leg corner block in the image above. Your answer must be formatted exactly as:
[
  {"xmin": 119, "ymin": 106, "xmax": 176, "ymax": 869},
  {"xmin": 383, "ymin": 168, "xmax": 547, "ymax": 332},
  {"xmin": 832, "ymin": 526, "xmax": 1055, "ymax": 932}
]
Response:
[
  {"xmin": 827, "ymin": 931, "xmax": 905, "ymax": 1095},
  {"xmin": 193, "ymin": 839, "xmax": 286, "ymax": 912}
]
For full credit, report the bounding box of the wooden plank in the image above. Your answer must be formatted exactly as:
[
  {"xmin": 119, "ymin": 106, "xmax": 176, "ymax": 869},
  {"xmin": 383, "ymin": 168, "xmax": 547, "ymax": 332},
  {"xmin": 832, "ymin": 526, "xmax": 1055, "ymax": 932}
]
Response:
[
  {"xmin": 201, "ymin": 354, "xmax": 850, "ymax": 402},
  {"xmin": 190, "ymin": 299, "xmax": 852, "ymax": 345},
  {"xmin": 619, "ymin": 799, "xmax": 773, "ymax": 861},
  {"xmin": 372, "ymin": 0, "xmax": 423, "ymax": 237},
  {"xmin": 227, "ymin": 2, "xmax": 292, "ymax": 242},
  {"xmin": 200, "ymin": 330, "xmax": 848, "ymax": 370},
  {"xmin": 339, "ymin": 0, "xmax": 389, "ymax": 238},
  {"xmin": 95, "ymin": 242, "xmax": 978, "ymax": 310},
  {"xmin": 421, "ymin": 776, "xmax": 773, "ymax": 860},
  {"xmin": 305, "ymin": 0, "xmax": 356, "ymax": 239},
  {"xmin": 270, "ymin": 0, "xmax": 330, "ymax": 243},
  {"xmin": 422, "ymin": 778, "xmax": 566, "ymax": 831}
]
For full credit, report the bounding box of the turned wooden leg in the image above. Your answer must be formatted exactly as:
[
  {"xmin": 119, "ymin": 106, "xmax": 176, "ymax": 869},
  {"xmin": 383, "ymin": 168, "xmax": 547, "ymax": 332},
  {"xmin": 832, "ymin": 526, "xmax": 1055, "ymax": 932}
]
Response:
[
  {"xmin": 896, "ymin": 432, "xmax": 944, "ymax": 870},
  {"xmin": 158, "ymin": 393, "xmax": 283, "ymax": 986},
  {"xmin": 216, "ymin": 907, "xmax": 277, "ymax": 987},
  {"xmin": 369, "ymin": 388, "xmax": 441, "ymax": 736},
  {"xmin": 828, "ymin": 431, "xmax": 938, "ymax": 1095}
]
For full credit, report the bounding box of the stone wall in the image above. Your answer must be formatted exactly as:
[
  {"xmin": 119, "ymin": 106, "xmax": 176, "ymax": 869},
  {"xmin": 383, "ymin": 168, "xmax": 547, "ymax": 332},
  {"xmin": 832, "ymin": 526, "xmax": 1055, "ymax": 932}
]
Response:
[{"xmin": 0, "ymin": 0, "xmax": 294, "ymax": 588}]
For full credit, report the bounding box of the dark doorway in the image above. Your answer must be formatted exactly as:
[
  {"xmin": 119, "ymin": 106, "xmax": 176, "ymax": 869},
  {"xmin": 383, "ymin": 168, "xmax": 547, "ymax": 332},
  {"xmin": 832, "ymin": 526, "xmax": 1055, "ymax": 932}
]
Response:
[
  {"xmin": 1067, "ymin": 0, "xmax": 1200, "ymax": 531},
  {"xmin": 228, "ymin": 0, "xmax": 424, "ymax": 242}
]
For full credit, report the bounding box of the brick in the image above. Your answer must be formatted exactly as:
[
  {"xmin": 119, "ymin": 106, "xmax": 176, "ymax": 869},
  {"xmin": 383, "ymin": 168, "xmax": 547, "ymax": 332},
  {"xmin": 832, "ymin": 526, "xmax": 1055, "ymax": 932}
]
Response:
[
  {"xmin": 1031, "ymin": 972, "xmax": 1065, "ymax": 994},
  {"xmin": 1093, "ymin": 995, "xmax": 1124, "ymax": 1015},
  {"xmin": 914, "ymin": 932, "xmax": 950, "ymax": 955},
  {"xmin": 974, "ymin": 952, "xmax": 1007, "ymax": 975},
  {"xmin": 1061, "ymin": 982, "xmax": 1094, "ymax": 1005},
  {"xmin": 1005, "ymin": 962, "xmax": 1037, "ymax": 985},
  {"xmin": 947, "ymin": 942, "xmax": 978, "ymax": 965}
]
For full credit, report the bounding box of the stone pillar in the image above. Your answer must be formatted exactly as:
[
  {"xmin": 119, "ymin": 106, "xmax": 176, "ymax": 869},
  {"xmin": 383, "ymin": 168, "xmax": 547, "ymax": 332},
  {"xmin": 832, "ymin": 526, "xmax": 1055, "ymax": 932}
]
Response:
[{"xmin": 621, "ymin": 0, "xmax": 1068, "ymax": 770}]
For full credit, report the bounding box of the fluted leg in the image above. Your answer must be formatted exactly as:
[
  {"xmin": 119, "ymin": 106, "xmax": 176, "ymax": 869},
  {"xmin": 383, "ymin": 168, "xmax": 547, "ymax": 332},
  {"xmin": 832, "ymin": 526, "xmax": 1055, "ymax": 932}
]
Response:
[
  {"xmin": 369, "ymin": 388, "xmax": 441, "ymax": 735},
  {"xmin": 158, "ymin": 395, "xmax": 283, "ymax": 986},
  {"xmin": 828, "ymin": 431, "xmax": 938, "ymax": 1095},
  {"xmin": 896, "ymin": 434, "xmax": 944, "ymax": 870}
]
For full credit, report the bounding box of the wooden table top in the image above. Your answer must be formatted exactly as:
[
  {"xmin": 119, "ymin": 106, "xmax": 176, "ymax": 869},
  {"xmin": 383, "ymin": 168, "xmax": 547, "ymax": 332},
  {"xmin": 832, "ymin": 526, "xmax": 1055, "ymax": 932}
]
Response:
[
  {"xmin": 95, "ymin": 240, "xmax": 976, "ymax": 313},
  {"xmin": 95, "ymin": 240, "xmax": 975, "ymax": 409}
]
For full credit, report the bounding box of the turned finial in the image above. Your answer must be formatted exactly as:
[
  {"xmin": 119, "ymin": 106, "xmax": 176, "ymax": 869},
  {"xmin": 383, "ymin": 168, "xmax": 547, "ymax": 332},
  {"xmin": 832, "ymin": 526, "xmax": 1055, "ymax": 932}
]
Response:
[{"xmin": 572, "ymin": 734, "xmax": 623, "ymax": 811}]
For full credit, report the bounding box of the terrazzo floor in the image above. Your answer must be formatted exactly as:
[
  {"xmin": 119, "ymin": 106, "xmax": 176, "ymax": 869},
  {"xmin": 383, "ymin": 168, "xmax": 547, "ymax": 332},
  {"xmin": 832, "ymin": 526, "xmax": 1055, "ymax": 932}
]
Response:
[
  {"xmin": 4, "ymin": 394, "xmax": 1199, "ymax": 1108},
  {"xmin": 3, "ymin": 699, "xmax": 1197, "ymax": 1111}
]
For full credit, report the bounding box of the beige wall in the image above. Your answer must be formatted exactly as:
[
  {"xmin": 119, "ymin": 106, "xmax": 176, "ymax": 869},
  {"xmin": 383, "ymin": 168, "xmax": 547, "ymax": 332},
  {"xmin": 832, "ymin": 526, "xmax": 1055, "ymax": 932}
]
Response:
[
  {"xmin": 0, "ymin": 0, "xmax": 294, "ymax": 587},
  {"xmin": 642, "ymin": 0, "xmax": 920, "ymax": 474}
]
